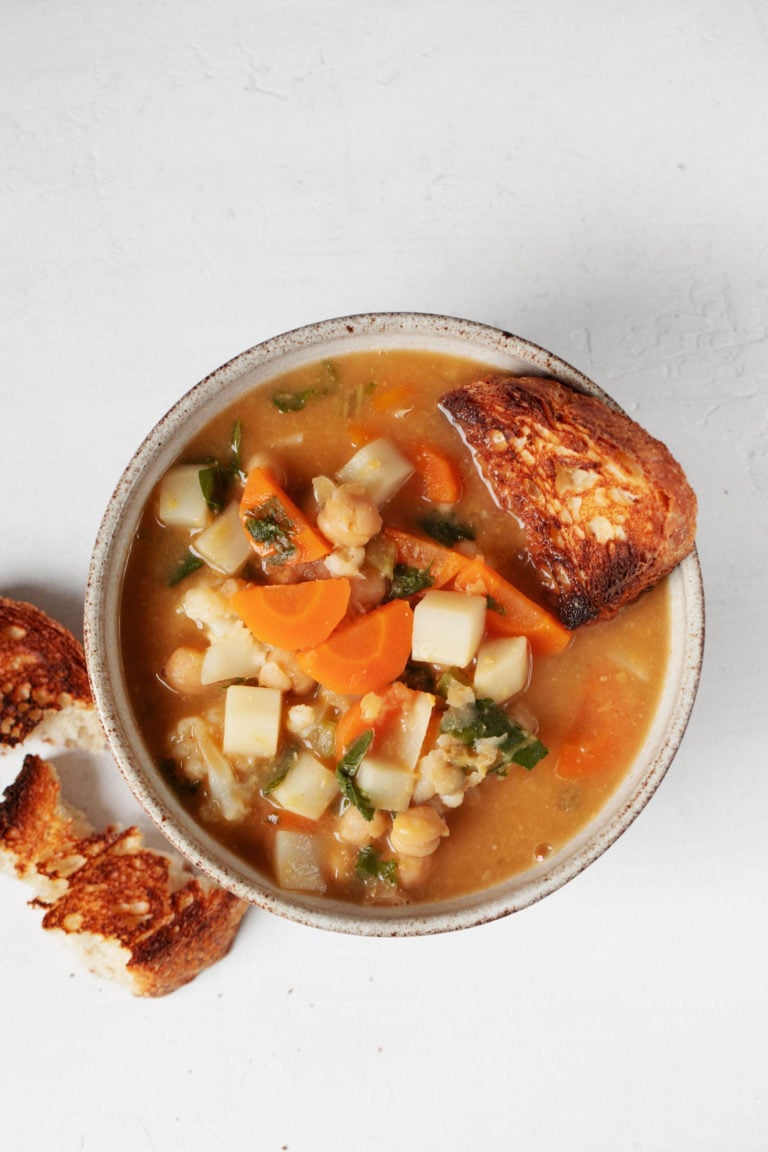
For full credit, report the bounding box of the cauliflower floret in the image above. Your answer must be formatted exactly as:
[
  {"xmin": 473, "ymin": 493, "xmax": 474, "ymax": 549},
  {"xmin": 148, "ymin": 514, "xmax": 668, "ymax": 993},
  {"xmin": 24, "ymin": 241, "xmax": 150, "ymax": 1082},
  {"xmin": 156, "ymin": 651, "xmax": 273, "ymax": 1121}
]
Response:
[
  {"xmin": 169, "ymin": 710, "xmax": 249, "ymax": 822},
  {"xmin": 179, "ymin": 578, "xmax": 266, "ymax": 684}
]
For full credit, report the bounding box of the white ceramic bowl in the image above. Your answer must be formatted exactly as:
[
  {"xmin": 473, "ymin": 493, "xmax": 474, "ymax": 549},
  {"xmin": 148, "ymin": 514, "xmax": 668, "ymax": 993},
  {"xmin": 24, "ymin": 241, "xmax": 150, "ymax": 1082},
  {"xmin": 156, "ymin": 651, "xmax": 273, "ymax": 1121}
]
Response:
[{"xmin": 84, "ymin": 313, "xmax": 704, "ymax": 935}]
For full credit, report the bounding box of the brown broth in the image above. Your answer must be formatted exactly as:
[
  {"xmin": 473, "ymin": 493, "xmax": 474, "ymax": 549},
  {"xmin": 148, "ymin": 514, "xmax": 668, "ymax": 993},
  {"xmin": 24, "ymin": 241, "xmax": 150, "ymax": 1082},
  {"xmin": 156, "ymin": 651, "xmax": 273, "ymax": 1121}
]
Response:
[{"xmin": 121, "ymin": 349, "xmax": 669, "ymax": 904}]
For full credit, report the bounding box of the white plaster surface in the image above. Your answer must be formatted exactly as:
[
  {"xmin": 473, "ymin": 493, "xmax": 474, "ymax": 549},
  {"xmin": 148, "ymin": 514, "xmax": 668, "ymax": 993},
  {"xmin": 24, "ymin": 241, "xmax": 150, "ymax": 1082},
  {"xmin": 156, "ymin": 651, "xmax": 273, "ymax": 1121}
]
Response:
[{"xmin": 1, "ymin": 2, "xmax": 766, "ymax": 1150}]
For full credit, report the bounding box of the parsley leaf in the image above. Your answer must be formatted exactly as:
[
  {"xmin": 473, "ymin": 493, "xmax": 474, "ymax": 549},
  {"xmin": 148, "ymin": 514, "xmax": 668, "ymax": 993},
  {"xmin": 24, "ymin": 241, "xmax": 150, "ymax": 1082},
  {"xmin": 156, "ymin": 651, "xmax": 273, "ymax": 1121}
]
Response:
[
  {"xmin": 419, "ymin": 510, "xmax": 475, "ymax": 547},
  {"xmin": 168, "ymin": 549, "xmax": 204, "ymax": 586},
  {"xmin": 244, "ymin": 496, "xmax": 296, "ymax": 561},
  {"xmin": 229, "ymin": 418, "xmax": 247, "ymax": 482},
  {"xmin": 335, "ymin": 729, "xmax": 375, "ymax": 821},
  {"xmin": 198, "ymin": 462, "xmax": 224, "ymax": 513},
  {"xmin": 263, "ymin": 746, "xmax": 299, "ymax": 795},
  {"xmin": 387, "ymin": 562, "xmax": 434, "ymax": 600},
  {"xmin": 440, "ymin": 697, "xmax": 548, "ymax": 773},
  {"xmin": 356, "ymin": 846, "xmax": 397, "ymax": 885}
]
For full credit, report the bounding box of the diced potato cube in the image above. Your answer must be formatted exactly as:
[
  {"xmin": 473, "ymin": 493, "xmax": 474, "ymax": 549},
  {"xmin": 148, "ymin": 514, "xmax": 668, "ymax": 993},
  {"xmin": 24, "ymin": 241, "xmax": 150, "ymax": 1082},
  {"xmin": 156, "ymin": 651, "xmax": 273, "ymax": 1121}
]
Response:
[
  {"xmin": 336, "ymin": 438, "xmax": 414, "ymax": 507},
  {"xmin": 377, "ymin": 690, "xmax": 436, "ymax": 770},
  {"xmin": 411, "ymin": 590, "xmax": 486, "ymax": 667},
  {"xmin": 356, "ymin": 754, "xmax": 415, "ymax": 812},
  {"xmin": 473, "ymin": 636, "xmax": 531, "ymax": 703},
  {"xmin": 193, "ymin": 502, "xmax": 252, "ymax": 575},
  {"xmin": 223, "ymin": 684, "xmax": 281, "ymax": 757},
  {"xmin": 158, "ymin": 465, "xmax": 211, "ymax": 529},
  {"xmin": 200, "ymin": 625, "xmax": 266, "ymax": 685},
  {"xmin": 273, "ymin": 830, "xmax": 326, "ymax": 893},
  {"xmin": 270, "ymin": 751, "xmax": 338, "ymax": 821}
]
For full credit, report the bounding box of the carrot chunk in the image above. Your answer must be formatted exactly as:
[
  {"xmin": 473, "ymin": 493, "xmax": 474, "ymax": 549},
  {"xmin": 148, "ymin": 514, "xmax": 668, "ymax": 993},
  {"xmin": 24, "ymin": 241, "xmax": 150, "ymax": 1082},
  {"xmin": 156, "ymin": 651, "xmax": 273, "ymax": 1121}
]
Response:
[
  {"xmin": 452, "ymin": 559, "xmax": 571, "ymax": 656},
  {"xmin": 413, "ymin": 446, "xmax": 463, "ymax": 504},
  {"xmin": 231, "ymin": 578, "xmax": 352, "ymax": 651},
  {"xmin": 239, "ymin": 467, "xmax": 331, "ymax": 566},
  {"xmin": 555, "ymin": 668, "xmax": 639, "ymax": 778},
  {"xmin": 296, "ymin": 600, "xmax": 414, "ymax": 696},
  {"xmin": 383, "ymin": 527, "xmax": 470, "ymax": 589}
]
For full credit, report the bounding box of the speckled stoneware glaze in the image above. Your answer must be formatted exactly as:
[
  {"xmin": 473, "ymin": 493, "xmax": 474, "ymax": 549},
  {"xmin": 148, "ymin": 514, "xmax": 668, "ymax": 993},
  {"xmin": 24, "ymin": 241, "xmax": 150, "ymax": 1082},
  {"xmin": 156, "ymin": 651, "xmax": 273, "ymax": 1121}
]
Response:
[{"xmin": 84, "ymin": 313, "xmax": 704, "ymax": 936}]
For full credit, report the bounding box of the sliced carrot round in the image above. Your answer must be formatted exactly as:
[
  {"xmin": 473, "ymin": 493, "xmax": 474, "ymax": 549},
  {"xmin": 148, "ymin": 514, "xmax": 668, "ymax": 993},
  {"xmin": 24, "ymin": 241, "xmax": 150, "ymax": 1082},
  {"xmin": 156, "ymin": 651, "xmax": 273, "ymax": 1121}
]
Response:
[
  {"xmin": 296, "ymin": 600, "xmax": 414, "ymax": 696},
  {"xmin": 231, "ymin": 578, "xmax": 351, "ymax": 651}
]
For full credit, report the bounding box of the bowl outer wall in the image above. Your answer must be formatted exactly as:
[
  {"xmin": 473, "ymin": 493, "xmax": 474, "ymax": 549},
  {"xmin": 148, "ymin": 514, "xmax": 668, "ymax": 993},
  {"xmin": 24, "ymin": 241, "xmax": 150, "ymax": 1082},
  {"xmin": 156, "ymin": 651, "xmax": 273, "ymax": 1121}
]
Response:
[{"xmin": 84, "ymin": 312, "xmax": 705, "ymax": 936}]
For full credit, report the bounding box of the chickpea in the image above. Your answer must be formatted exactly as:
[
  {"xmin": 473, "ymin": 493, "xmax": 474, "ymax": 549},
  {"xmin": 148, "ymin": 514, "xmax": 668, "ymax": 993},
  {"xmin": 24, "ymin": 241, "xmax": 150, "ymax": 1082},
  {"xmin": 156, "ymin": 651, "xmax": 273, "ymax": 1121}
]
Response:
[
  {"xmin": 396, "ymin": 852, "xmax": 433, "ymax": 890},
  {"xmin": 163, "ymin": 646, "xmax": 206, "ymax": 695},
  {"xmin": 337, "ymin": 805, "xmax": 389, "ymax": 847},
  {"xmin": 390, "ymin": 805, "xmax": 449, "ymax": 858},
  {"xmin": 317, "ymin": 484, "xmax": 383, "ymax": 548}
]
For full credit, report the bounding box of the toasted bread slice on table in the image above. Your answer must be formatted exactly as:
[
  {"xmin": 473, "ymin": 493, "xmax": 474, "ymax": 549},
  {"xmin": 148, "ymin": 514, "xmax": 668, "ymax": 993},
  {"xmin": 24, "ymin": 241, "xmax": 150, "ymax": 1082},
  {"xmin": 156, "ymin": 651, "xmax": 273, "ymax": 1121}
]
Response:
[
  {"xmin": 1, "ymin": 596, "xmax": 248, "ymax": 995},
  {"xmin": 0, "ymin": 754, "xmax": 247, "ymax": 996},
  {"xmin": 440, "ymin": 375, "xmax": 697, "ymax": 628},
  {"xmin": 0, "ymin": 597, "xmax": 103, "ymax": 750}
]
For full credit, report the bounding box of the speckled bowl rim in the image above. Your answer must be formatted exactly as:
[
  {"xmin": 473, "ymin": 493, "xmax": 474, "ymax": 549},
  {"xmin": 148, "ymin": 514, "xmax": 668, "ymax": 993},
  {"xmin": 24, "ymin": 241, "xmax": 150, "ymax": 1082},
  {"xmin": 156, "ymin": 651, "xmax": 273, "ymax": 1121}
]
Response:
[{"xmin": 84, "ymin": 312, "xmax": 704, "ymax": 936}]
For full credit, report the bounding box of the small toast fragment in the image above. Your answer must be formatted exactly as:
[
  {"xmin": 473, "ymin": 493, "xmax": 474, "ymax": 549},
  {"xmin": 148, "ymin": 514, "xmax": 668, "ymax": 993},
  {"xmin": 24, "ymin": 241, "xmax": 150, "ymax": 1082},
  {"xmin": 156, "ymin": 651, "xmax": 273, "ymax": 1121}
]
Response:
[
  {"xmin": 0, "ymin": 597, "xmax": 103, "ymax": 750},
  {"xmin": 440, "ymin": 375, "xmax": 697, "ymax": 628},
  {"xmin": 0, "ymin": 754, "xmax": 248, "ymax": 996}
]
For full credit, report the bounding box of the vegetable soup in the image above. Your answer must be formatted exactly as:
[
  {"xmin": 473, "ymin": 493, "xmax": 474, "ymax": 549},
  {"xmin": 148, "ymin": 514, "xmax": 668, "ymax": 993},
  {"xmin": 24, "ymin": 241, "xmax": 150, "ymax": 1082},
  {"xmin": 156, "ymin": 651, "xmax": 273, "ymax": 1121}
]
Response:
[{"xmin": 121, "ymin": 350, "xmax": 668, "ymax": 905}]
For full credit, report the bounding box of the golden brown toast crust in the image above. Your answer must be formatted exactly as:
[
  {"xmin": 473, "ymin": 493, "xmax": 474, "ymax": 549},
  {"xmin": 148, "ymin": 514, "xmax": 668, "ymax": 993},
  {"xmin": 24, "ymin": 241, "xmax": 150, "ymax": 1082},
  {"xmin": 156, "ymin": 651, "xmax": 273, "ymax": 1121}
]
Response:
[
  {"xmin": 1, "ymin": 755, "xmax": 248, "ymax": 996},
  {"xmin": 0, "ymin": 598, "xmax": 92, "ymax": 746},
  {"xmin": 440, "ymin": 375, "xmax": 697, "ymax": 628}
]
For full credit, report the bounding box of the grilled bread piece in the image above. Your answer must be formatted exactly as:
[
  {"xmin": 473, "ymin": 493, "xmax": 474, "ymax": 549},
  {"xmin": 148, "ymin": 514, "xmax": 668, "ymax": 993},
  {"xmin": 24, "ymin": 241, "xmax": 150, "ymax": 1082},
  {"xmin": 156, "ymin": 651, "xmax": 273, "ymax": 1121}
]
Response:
[
  {"xmin": 440, "ymin": 375, "xmax": 697, "ymax": 628},
  {"xmin": 0, "ymin": 597, "xmax": 103, "ymax": 750},
  {"xmin": 0, "ymin": 754, "xmax": 248, "ymax": 996}
]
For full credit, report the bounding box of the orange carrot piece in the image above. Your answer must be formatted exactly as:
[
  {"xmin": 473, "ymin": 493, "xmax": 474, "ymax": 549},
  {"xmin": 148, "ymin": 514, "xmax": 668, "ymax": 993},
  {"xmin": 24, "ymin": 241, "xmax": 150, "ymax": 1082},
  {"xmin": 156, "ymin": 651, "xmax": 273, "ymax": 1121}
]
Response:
[
  {"xmin": 413, "ymin": 446, "xmax": 463, "ymax": 504},
  {"xmin": 334, "ymin": 681, "xmax": 412, "ymax": 759},
  {"xmin": 383, "ymin": 526, "xmax": 470, "ymax": 589},
  {"xmin": 239, "ymin": 467, "xmax": 331, "ymax": 567},
  {"xmin": 555, "ymin": 669, "xmax": 638, "ymax": 778},
  {"xmin": 371, "ymin": 383, "xmax": 414, "ymax": 415},
  {"xmin": 296, "ymin": 600, "xmax": 414, "ymax": 696},
  {"xmin": 231, "ymin": 578, "xmax": 351, "ymax": 651},
  {"xmin": 452, "ymin": 559, "xmax": 571, "ymax": 656},
  {"xmin": 345, "ymin": 420, "xmax": 375, "ymax": 447}
]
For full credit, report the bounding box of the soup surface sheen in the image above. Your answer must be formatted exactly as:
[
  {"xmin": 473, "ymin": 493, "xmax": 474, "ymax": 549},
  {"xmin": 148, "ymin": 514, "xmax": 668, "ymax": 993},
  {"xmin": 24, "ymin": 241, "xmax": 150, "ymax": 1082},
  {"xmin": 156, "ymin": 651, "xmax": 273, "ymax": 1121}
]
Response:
[{"xmin": 122, "ymin": 350, "xmax": 668, "ymax": 905}]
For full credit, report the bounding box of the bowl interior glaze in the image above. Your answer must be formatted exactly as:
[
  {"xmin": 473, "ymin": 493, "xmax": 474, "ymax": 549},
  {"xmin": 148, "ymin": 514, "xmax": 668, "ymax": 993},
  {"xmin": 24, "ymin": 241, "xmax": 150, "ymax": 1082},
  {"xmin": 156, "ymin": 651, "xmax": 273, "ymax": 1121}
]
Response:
[{"xmin": 84, "ymin": 313, "xmax": 704, "ymax": 936}]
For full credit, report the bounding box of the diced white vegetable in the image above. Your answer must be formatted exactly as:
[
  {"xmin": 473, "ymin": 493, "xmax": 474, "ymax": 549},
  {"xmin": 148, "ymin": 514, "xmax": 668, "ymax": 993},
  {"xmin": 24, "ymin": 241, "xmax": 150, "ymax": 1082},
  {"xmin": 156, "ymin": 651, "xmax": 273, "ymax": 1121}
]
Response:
[
  {"xmin": 473, "ymin": 636, "xmax": 531, "ymax": 703},
  {"xmin": 158, "ymin": 465, "xmax": 211, "ymax": 529},
  {"xmin": 200, "ymin": 624, "xmax": 266, "ymax": 685},
  {"xmin": 356, "ymin": 755, "xmax": 415, "ymax": 812},
  {"xmin": 193, "ymin": 502, "xmax": 252, "ymax": 575},
  {"xmin": 270, "ymin": 751, "xmax": 338, "ymax": 821},
  {"xmin": 336, "ymin": 438, "xmax": 414, "ymax": 507},
  {"xmin": 273, "ymin": 831, "xmax": 326, "ymax": 893},
  {"xmin": 375, "ymin": 690, "xmax": 435, "ymax": 770},
  {"xmin": 194, "ymin": 721, "xmax": 246, "ymax": 821},
  {"xmin": 411, "ymin": 590, "xmax": 486, "ymax": 668},
  {"xmin": 222, "ymin": 684, "xmax": 281, "ymax": 757}
]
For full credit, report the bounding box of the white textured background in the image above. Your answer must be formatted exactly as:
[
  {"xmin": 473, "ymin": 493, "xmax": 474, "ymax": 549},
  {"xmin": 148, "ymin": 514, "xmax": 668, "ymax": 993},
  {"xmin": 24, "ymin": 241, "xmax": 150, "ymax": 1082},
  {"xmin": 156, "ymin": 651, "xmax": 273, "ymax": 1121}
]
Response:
[{"xmin": 2, "ymin": 3, "xmax": 767, "ymax": 1150}]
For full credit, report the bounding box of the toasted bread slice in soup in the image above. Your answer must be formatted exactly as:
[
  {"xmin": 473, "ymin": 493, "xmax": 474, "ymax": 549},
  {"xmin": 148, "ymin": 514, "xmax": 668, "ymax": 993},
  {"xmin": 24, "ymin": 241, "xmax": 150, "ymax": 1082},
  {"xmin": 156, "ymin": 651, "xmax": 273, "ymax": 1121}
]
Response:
[
  {"xmin": 440, "ymin": 375, "xmax": 697, "ymax": 628},
  {"xmin": 0, "ymin": 597, "xmax": 103, "ymax": 750},
  {"xmin": 0, "ymin": 597, "xmax": 247, "ymax": 996}
]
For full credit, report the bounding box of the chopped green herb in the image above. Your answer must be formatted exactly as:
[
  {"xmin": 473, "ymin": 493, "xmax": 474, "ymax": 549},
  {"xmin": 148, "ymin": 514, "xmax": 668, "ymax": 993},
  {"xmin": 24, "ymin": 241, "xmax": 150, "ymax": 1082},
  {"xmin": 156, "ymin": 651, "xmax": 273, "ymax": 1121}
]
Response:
[
  {"xmin": 271, "ymin": 389, "xmax": 316, "ymax": 413},
  {"xmin": 321, "ymin": 359, "xmax": 339, "ymax": 384},
  {"xmin": 420, "ymin": 510, "xmax": 476, "ymax": 547},
  {"xmin": 435, "ymin": 667, "xmax": 472, "ymax": 697},
  {"xmin": 168, "ymin": 549, "xmax": 204, "ymax": 586},
  {"xmin": 398, "ymin": 661, "xmax": 437, "ymax": 693},
  {"xmin": 229, "ymin": 418, "xmax": 247, "ymax": 481},
  {"xmin": 263, "ymin": 746, "xmax": 299, "ymax": 795},
  {"xmin": 198, "ymin": 462, "xmax": 224, "ymax": 513},
  {"xmin": 387, "ymin": 562, "xmax": 434, "ymax": 601},
  {"xmin": 335, "ymin": 729, "xmax": 375, "ymax": 821},
  {"xmin": 356, "ymin": 845, "xmax": 397, "ymax": 885},
  {"xmin": 486, "ymin": 596, "xmax": 506, "ymax": 615},
  {"xmin": 440, "ymin": 697, "xmax": 548, "ymax": 772},
  {"xmin": 244, "ymin": 496, "xmax": 296, "ymax": 560}
]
